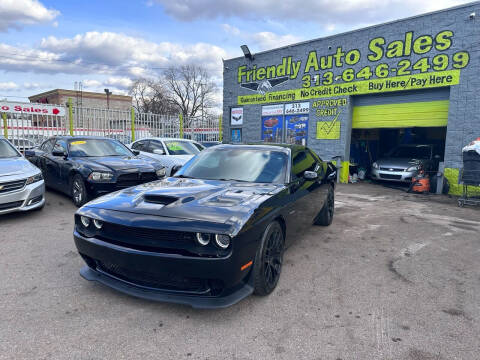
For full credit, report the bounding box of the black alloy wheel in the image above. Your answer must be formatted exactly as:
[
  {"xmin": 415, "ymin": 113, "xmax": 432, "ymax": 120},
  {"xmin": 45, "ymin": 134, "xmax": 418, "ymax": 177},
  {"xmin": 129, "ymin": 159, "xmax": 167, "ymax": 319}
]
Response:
[
  {"xmin": 71, "ymin": 174, "xmax": 88, "ymax": 207},
  {"xmin": 314, "ymin": 186, "xmax": 334, "ymax": 226},
  {"xmin": 253, "ymin": 221, "xmax": 285, "ymax": 296}
]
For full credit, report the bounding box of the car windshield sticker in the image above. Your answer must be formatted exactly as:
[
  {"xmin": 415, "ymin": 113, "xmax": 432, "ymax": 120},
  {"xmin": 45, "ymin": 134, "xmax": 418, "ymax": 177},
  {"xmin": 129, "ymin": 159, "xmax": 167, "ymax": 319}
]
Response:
[
  {"xmin": 166, "ymin": 142, "xmax": 184, "ymax": 151},
  {"xmin": 70, "ymin": 141, "xmax": 86, "ymax": 145}
]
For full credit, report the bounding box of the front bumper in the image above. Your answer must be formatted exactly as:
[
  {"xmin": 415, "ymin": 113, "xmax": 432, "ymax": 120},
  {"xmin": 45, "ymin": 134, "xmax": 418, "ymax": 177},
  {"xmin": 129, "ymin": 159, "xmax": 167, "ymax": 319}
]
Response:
[
  {"xmin": 74, "ymin": 231, "xmax": 255, "ymax": 309},
  {"xmin": 371, "ymin": 168, "xmax": 416, "ymax": 182},
  {"xmin": 0, "ymin": 180, "xmax": 45, "ymax": 215}
]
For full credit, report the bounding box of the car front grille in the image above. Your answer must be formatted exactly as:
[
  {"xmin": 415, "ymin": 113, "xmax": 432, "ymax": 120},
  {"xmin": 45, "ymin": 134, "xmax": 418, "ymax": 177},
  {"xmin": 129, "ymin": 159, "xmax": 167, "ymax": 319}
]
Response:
[
  {"xmin": 116, "ymin": 172, "xmax": 157, "ymax": 188},
  {"xmin": 0, "ymin": 179, "xmax": 26, "ymax": 194},
  {"xmin": 380, "ymin": 174, "xmax": 402, "ymax": 180},
  {"xmin": 96, "ymin": 222, "xmax": 196, "ymax": 254},
  {"xmin": 380, "ymin": 167, "xmax": 405, "ymax": 172},
  {"xmin": 0, "ymin": 200, "xmax": 24, "ymax": 210},
  {"xmin": 95, "ymin": 259, "xmax": 210, "ymax": 294}
]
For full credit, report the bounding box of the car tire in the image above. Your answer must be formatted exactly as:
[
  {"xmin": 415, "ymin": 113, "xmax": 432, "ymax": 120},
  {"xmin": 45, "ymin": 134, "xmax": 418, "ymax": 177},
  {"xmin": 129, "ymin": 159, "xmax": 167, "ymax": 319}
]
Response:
[
  {"xmin": 314, "ymin": 186, "xmax": 334, "ymax": 226},
  {"xmin": 252, "ymin": 221, "xmax": 285, "ymax": 296},
  {"xmin": 71, "ymin": 174, "xmax": 88, "ymax": 207}
]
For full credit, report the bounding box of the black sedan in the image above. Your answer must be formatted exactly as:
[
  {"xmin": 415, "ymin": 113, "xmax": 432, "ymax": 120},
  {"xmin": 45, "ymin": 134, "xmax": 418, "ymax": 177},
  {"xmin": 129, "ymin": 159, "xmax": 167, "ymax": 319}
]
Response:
[
  {"xmin": 26, "ymin": 136, "xmax": 166, "ymax": 206},
  {"xmin": 73, "ymin": 144, "xmax": 336, "ymax": 308}
]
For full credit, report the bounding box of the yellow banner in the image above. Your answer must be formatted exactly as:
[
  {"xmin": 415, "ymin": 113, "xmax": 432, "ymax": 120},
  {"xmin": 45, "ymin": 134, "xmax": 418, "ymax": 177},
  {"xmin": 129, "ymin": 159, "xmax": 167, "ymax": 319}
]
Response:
[{"xmin": 238, "ymin": 70, "xmax": 460, "ymax": 105}]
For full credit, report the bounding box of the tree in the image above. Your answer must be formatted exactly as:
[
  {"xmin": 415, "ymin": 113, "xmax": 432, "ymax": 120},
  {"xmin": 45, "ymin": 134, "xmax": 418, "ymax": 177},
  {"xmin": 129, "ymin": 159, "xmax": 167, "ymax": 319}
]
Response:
[
  {"xmin": 163, "ymin": 65, "xmax": 217, "ymax": 126},
  {"xmin": 129, "ymin": 78, "xmax": 177, "ymax": 115}
]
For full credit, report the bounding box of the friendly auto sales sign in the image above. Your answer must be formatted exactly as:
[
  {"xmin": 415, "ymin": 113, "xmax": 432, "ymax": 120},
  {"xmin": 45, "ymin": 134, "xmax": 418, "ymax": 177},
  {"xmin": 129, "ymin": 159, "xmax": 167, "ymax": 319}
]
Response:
[{"xmin": 0, "ymin": 101, "xmax": 66, "ymax": 116}]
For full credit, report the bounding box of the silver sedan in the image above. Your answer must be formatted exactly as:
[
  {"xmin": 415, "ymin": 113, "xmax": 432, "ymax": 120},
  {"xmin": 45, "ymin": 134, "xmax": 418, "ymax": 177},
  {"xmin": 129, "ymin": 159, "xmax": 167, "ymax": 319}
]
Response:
[{"xmin": 0, "ymin": 138, "xmax": 45, "ymax": 214}]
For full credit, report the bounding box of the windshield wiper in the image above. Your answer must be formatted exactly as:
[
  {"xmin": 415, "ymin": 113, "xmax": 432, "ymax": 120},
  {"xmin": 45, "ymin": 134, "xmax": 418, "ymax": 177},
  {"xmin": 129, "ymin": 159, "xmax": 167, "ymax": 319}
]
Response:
[
  {"xmin": 217, "ymin": 178, "xmax": 249, "ymax": 182},
  {"xmin": 175, "ymin": 174, "xmax": 194, "ymax": 179}
]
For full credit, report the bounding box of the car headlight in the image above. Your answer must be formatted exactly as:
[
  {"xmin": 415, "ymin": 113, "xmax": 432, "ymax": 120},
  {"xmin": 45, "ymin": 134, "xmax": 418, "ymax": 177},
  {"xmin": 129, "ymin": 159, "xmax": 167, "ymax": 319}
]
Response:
[
  {"xmin": 88, "ymin": 171, "xmax": 114, "ymax": 182},
  {"xmin": 80, "ymin": 216, "xmax": 91, "ymax": 227},
  {"xmin": 215, "ymin": 234, "xmax": 231, "ymax": 249},
  {"xmin": 406, "ymin": 165, "xmax": 419, "ymax": 172},
  {"xmin": 25, "ymin": 172, "xmax": 43, "ymax": 185},
  {"xmin": 372, "ymin": 162, "xmax": 379, "ymax": 169},
  {"xmin": 93, "ymin": 219, "xmax": 103, "ymax": 229},
  {"xmin": 156, "ymin": 168, "xmax": 166, "ymax": 178},
  {"xmin": 196, "ymin": 233, "xmax": 211, "ymax": 246}
]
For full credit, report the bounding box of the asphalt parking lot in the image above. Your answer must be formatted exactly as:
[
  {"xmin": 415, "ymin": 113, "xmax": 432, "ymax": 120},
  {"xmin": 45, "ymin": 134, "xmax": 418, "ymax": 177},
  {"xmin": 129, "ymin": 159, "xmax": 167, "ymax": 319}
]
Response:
[{"xmin": 1, "ymin": 184, "xmax": 479, "ymax": 360}]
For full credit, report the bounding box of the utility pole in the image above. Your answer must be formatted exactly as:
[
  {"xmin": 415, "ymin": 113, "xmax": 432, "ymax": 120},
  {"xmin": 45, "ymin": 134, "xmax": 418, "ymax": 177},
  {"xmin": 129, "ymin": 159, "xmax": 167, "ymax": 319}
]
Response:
[{"xmin": 104, "ymin": 88, "xmax": 112, "ymax": 109}]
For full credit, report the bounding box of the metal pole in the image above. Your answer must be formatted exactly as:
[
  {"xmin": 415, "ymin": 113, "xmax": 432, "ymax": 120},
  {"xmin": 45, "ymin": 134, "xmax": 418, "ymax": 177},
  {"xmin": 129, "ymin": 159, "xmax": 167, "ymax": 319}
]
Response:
[
  {"xmin": 68, "ymin": 97, "xmax": 74, "ymax": 136},
  {"xmin": 2, "ymin": 113, "xmax": 7, "ymax": 138},
  {"xmin": 179, "ymin": 113, "xmax": 184, "ymax": 139},
  {"xmin": 131, "ymin": 107, "xmax": 136, "ymax": 142}
]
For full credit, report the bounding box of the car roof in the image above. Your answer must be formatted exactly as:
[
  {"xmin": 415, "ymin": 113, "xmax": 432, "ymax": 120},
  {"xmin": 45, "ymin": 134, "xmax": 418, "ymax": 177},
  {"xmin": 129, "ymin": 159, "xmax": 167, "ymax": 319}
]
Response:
[
  {"xmin": 211, "ymin": 143, "xmax": 295, "ymax": 153},
  {"xmin": 136, "ymin": 137, "xmax": 199, "ymax": 142},
  {"xmin": 50, "ymin": 136, "xmax": 118, "ymax": 141}
]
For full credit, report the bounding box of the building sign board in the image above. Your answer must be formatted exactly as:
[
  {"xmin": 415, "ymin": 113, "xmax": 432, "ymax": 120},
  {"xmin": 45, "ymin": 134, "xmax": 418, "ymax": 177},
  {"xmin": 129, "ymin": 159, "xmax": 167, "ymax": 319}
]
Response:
[
  {"xmin": 0, "ymin": 102, "xmax": 66, "ymax": 116},
  {"xmin": 231, "ymin": 107, "xmax": 243, "ymax": 126},
  {"xmin": 239, "ymin": 70, "xmax": 460, "ymax": 105}
]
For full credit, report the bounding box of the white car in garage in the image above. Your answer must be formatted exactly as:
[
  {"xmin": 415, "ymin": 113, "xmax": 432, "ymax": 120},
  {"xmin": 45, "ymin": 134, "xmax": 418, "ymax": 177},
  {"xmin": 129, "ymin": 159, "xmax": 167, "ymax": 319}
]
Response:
[{"xmin": 129, "ymin": 138, "xmax": 205, "ymax": 176}]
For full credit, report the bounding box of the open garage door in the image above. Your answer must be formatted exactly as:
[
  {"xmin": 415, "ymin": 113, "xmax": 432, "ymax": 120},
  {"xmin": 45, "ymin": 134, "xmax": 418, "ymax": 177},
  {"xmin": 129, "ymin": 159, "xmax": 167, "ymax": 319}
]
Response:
[
  {"xmin": 349, "ymin": 88, "xmax": 450, "ymax": 185},
  {"xmin": 352, "ymin": 88, "xmax": 450, "ymax": 129}
]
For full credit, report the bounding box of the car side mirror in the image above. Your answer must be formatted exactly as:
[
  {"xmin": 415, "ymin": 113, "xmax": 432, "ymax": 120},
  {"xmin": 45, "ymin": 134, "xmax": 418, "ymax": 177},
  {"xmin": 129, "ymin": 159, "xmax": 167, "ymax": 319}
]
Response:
[
  {"xmin": 327, "ymin": 171, "xmax": 337, "ymax": 181},
  {"xmin": 52, "ymin": 150, "xmax": 66, "ymax": 157},
  {"xmin": 304, "ymin": 171, "xmax": 318, "ymax": 180},
  {"xmin": 171, "ymin": 164, "xmax": 182, "ymax": 175},
  {"xmin": 24, "ymin": 150, "xmax": 35, "ymax": 157},
  {"xmin": 153, "ymin": 149, "xmax": 165, "ymax": 155},
  {"xmin": 132, "ymin": 150, "xmax": 140, "ymax": 156}
]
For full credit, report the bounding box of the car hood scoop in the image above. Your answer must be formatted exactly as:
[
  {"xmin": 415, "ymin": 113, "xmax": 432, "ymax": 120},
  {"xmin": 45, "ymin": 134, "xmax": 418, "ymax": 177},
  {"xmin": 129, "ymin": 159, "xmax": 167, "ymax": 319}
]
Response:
[
  {"xmin": 143, "ymin": 194, "xmax": 178, "ymax": 205},
  {"xmin": 85, "ymin": 177, "xmax": 284, "ymax": 223}
]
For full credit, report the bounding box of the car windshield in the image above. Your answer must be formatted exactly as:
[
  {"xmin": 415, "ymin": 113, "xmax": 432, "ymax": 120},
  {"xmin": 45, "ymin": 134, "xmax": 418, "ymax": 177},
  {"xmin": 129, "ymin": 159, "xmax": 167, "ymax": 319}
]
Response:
[
  {"xmin": 0, "ymin": 139, "xmax": 21, "ymax": 158},
  {"xmin": 176, "ymin": 148, "xmax": 288, "ymax": 183},
  {"xmin": 164, "ymin": 140, "xmax": 201, "ymax": 155},
  {"xmin": 68, "ymin": 139, "xmax": 134, "ymax": 157},
  {"xmin": 389, "ymin": 146, "xmax": 431, "ymax": 159}
]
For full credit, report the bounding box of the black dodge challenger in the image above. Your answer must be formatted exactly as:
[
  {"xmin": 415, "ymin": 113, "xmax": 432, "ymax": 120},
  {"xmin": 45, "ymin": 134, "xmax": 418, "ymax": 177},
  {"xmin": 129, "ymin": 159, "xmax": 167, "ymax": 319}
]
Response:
[
  {"xmin": 74, "ymin": 144, "xmax": 336, "ymax": 308},
  {"xmin": 26, "ymin": 136, "xmax": 166, "ymax": 206}
]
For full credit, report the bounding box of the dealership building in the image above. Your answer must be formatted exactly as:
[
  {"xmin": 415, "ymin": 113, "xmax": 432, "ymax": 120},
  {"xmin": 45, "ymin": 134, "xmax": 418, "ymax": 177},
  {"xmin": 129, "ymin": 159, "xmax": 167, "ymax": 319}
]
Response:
[{"xmin": 222, "ymin": 2, "xmax": 479, "ymax": 194}]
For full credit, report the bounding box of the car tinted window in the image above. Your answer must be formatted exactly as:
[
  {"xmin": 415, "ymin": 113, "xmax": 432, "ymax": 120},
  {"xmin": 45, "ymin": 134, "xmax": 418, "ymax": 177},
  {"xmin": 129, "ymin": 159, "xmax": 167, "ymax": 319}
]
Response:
[
  {"xmin": 68, "ymin": 139, "xmax": 134, "ymax": 157},
  {"xmin": 291, "ymin": 150, "xmax": 316, "ymax": 180},
  {"xmin": 131, "ymin": 140, "xmax": 146, "ymax": 151},
  {"xmin": 41, "ymin": 139, "xmax": 55, "ymax": 152},
  {"xmin": 0, "ymin": 139, "xmax": 21, "ymax": 158},
  {"xmin": 54, "ymin": 139, "xmax": 68, "ymax": 153},
  {"xmin": 176, "ymin": 148, "xmax": 288, "ymax": 183},
  {"xmin": 147, "ymin": 141, "xmax": 165, "ymax": 153}
]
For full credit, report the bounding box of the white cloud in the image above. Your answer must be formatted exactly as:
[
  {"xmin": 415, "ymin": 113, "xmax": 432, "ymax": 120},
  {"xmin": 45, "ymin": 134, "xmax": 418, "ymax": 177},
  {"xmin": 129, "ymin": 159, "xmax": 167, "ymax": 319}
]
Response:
[
  {"xmin": 153, "ymin": 0, "xmax": 470, "ymax": 24},
  {"xmin": 251, "ymin": 32, "xmax": 302, "ymax": 51},
  {"xmin": 222, "ymin": 23, "xmax": 241, "ymax": 36},
  {"xmin": 23, "ymin": 82, "xmax": 41, "ymax": 89},
  {"xmin": 82, "ymin": 79, "xmax": 102, "ymax": 88},
  {"xmin": 0, "ymin": 82, "xmax": 19, "ymax": 90},
  {"xmin": 0, "ymin": 0, "xmax": 60, "ymax": 31}
]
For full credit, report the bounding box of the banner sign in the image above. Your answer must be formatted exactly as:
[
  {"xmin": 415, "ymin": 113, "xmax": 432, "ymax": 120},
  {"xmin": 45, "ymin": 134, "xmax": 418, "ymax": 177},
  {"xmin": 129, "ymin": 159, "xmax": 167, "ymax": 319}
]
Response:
[
  {"xmin": 231, "ymin": 107, "xmax": 243, "ymax": 126},
  {"xmin": 317, "ymin": 118, "xmax": 341, "ymax": 140},
  {"xmin": 0, "ymin": 102, "xmax": 66, "ymax": 116},
  {"xmin": 261, "ymin": 104, "xmax": 284, "ymax": 116},
  {"xmin": 239, "ymin": 70, "xmax": 460, "ymax": 105},
  {"xmin": 286, "ymin": 114, "xmax": 308, "ymax": 145}
]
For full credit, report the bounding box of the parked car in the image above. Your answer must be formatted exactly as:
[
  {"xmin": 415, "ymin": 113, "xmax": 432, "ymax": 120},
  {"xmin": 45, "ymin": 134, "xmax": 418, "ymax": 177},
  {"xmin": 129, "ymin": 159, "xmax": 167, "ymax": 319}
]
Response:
[
  {"xmin": 0, "ymin": 137, "xmax": 45, "ymax": 214},
  {"xmin": 74, "ymin": 144, "xmax": 336, "ymax": 308},
  {"xmin": 201, "ymin": 141, "xmax": 221, "ymax": 148},
  {"xmin": 9, "ymin": 138, "xmax": 36, "ymax": 153},
  {"xmin": 129, "ymin": 138, "xmax": 205, "ymax": 176},
  {"xmin": 25, "ymin": 136, "xmax": 166, "ymax": 207},
  {"xmin": 371, "ymin": 144, "xmax": 440, "ymax": 182}
]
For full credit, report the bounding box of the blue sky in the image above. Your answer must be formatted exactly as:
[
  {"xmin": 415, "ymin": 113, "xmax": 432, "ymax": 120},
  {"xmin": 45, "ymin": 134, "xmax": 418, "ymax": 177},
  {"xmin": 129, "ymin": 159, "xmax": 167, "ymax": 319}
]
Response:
[{"xmin": 0, "ymin": 0, "xmax": 470, "ymax": 107}]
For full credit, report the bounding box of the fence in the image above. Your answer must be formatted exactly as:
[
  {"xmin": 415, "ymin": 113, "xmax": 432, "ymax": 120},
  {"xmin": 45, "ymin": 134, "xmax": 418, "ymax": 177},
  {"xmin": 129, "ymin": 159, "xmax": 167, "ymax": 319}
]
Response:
[{"xmin": 1, "ymin": 100, "xmax": 221, "ymax": 147}]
